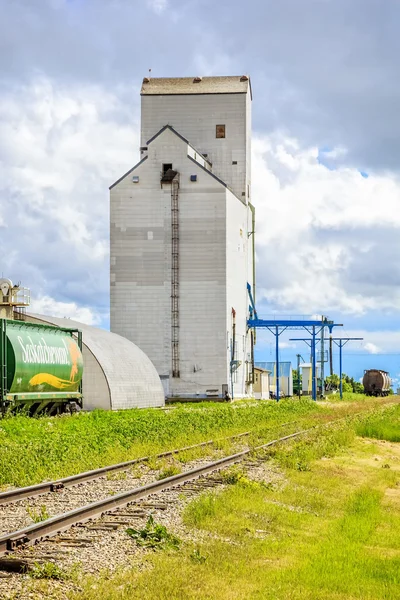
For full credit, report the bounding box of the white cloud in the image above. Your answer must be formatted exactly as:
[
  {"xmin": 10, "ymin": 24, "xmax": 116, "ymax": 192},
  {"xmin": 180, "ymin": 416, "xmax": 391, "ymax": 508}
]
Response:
[
  {"xmin": 364, "ymin": 342, "xmax": 381, "ymax": 354},
  {"xmin": 331, "ymin": 329, "xmax": 400, "ymax": 354},
  {"xmin": 0, "ymin": 77, "xmax": 137, "ymax": 319},
  {"xmin": 146, "ymin": 0, "xmax": 168, "ymax": 14},
  {"xmin": 3, "ymin": 78, "xmax": 400, "ymax": 334},
  {"xmin": 30, "ymin": 295, "xmax": 100, "ymax": 325},
  {"xmin": 252, "ymin": 133, "xmax": 400, "ymax": 315}
]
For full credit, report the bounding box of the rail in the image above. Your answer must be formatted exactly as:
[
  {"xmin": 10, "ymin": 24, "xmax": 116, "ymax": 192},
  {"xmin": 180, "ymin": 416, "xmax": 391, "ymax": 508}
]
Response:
[
  {"xmin": 0, "ymin": 421, "xmax": 303, "ymax": 506},
  {"xmin": 1, "ymin": 400, "xmax": 398, "ymax": 557},
  {"xmin": 0, "ymin": 428, "xmax": 308, "ymax": 555}
]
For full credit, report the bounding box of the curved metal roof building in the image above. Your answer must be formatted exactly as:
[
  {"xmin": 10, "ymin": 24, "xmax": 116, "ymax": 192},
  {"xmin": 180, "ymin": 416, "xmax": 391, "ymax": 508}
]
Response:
[{"xmin": 25, "ymin": 314, "xmax": 165, "ymax": 410}]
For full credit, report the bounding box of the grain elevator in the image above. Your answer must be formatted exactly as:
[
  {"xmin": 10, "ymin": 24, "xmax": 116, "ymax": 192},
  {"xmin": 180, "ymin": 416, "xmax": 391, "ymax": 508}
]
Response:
[{"xmin": 110, "ymin": 76, "xmax": 255, "ymax": 398}]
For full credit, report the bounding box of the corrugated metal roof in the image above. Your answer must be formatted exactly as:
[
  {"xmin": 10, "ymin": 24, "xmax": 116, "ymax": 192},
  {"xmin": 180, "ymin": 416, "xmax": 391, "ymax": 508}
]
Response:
[
  {"xmin": 141, "ymin": 76, "xmax": 251, "ymax": 96},
  {"xmin": 255, "ymin": 362, "xmax": 293, "ymax": 377}
]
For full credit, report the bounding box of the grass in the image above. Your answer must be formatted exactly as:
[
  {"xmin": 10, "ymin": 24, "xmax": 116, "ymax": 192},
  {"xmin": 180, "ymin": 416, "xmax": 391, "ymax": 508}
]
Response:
[
  {"xmin": 0, "ymin": 393, "xmax": 394, "ymax": 488},
  {"xmin": 126, "ymin": 515, "xmax": 180, "ymax": 550},
  {"xmin": 356, "ymin": 404, "xmax": 400, "ymax": 442},
  {"xmin": 26, "ymin": 504, "xmax": 50, "ymax": 523},
  {"xmin": 0, "ymin": 398, "xmax": 322, "ymax": 487},
  {"xmin": 157, "ymin": 463, "xmax": 182, "ymax": 480},
  {"xmin": 67, "ymin": 407, "xmax": 400, "ymax": 600},
  {"xmin": 29, "ymin": 561, "xmax": 68, "ymax": 580}
]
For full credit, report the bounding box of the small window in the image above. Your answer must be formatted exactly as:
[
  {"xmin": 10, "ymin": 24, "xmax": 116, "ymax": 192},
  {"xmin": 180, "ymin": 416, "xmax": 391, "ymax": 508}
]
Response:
[
  {"xmin": 216, "ymin": 124, "xmax": 225, "ymax": 139},
  {"xmin": 162, "ymin": 163, "xmax": 173, "ymax": 175},
  {"xmin": 232, "ymin": 160, "xmax": 237, "ymax": 165}
]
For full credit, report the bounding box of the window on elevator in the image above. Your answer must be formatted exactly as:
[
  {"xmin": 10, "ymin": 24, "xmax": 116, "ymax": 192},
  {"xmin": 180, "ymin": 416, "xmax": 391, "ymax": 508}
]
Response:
[
  {"xmin": 162, "ymin": 163, "xmax": 173, "ymax": 175},
  {"xmin": 216, "ymin": 124, "xmax": 226, "ymax": 138}
]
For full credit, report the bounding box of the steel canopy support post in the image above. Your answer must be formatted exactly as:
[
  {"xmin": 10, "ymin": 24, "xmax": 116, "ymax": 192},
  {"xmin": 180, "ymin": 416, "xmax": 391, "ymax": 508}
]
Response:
[
  {"xmin": 292, "ymin": 335, "xmax": 362, "ymax": 401},
  {"xmin": 331, "ymin": 337, "xmax": 363, "ymax": 400},
  {"xmin": 247, "ymin": 319, "xmax": 342, "ymax": 403},
  {"xmin": 339, "ymin": 340, "xmax": 343, "ymax": 400},
  {"xmin": 311, "ymin": 326, "xmax": 317, "ymax": 401},
  {"xmin": 275, "ymin": 325, "xmax": 280, "ymax": 402},
  {"xmin": 320, "ymin": 321, "xmax": 325, "ymax": 398},
  {"xmin": 297, "ymin": 354, "xmax": 301, "ymax": 399}
]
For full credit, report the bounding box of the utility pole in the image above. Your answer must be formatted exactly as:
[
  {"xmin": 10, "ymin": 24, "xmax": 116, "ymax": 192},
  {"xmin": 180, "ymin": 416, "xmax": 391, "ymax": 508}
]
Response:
[
  {"xmin": 329, "ymin": 335, "xmax": 333, "ymax": 376},
  {"xmin": 275, "ymin": 325, "xmax": 280, "ymax": 402},
  {"xmin": 311, "ymin": 326, "xmax": 317, "ymax": 402},
  {"xmin": 331, "ymin": 338, "xmax": 363, "ymax": 399},
  {"xmin": 320, "ymin": 317, "xmax": 325, "ymax": 398}
]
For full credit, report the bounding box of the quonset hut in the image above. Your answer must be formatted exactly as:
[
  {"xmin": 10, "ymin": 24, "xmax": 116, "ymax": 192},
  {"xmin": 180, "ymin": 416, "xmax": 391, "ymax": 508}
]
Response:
[
  {"xmin": 110, "ymin": 76, "xmax": 255, "ymax": 399},
  {"xmin": 25, "ymin": 314, "xmax": 164, "ymax": 410}
]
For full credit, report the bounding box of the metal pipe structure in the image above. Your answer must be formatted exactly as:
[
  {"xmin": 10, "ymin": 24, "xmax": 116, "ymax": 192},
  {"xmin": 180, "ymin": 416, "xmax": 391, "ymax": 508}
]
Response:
[
  {"xmin": 291, "ymin": 336, "xmax": 363, "ymax": 400},
  {"xmin": 246, "ymin": 307, "xmax": 342, "ymax": 402}
]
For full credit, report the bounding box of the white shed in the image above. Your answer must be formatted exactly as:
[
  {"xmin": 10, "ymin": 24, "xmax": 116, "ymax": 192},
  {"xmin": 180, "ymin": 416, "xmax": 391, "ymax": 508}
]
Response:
[{"xmin": 300, "ymin": 363, "xmax": 320, "ymax": 395}]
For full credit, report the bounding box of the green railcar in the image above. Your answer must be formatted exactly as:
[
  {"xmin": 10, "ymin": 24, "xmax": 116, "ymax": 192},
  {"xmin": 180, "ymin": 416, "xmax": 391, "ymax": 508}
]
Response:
[{"xmin": 0, "ymin": 319, "xmax": 83, "ymax": 415}]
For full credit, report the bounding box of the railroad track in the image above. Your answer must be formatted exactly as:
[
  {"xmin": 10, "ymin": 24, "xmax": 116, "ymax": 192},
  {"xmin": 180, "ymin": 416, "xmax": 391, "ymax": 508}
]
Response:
[
  {"xmin": 0, "ymin": 432, "xmax": 254, "ymax": 505},
  {"xmin": 0, "ymin": 423, "xmax": 302, "ymax": 506},
  {"xmin": 0, "ymin": 428, "xmax": 308, "ymax": 559},
  {"xmin": 0, "ymin": 401, "xmax": 396, "ymax": 577},
  {"xmin": 0, "ymin": 421, "xmax": 303, "ymax": 555}
]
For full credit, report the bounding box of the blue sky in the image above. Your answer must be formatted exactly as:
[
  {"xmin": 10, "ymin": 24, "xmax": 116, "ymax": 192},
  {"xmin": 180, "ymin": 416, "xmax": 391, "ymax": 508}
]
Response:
[{"xmin": 1, "ymin": 0, "xmax": 400, "ymax": 383}]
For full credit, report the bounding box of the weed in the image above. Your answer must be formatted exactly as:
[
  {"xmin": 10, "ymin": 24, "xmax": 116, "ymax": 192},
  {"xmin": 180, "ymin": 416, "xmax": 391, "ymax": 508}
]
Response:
[
  {"xmin": 189, "ymin": 547, "xmax": 207, "ymax": 564},
  {"xmin": 126, "ymin": 515, "xmax": 180, "ymax": 550},
  {"xmin": 356, "ymin": 406, "xmax": 400, "ymax": 442},
  {"xmin": 220, "ymin": 466, "xmax": 246, "ymax": 484},
  {"xmin": 157, "ymin": 464, "xmax": 181, "ymax": 480},
  {"xmin": 29, "ymin": 561, "xmax": 67, "ymax": 580},
  {"xmin": 26, "ymin": 505, "xmax": 50, "ymax": 523},
  {"xmin": 146, "ymin": 457, "xmax": 163, "ymax": 471},
  {"xmin": 106, "ymin": 470, "xmax": 127, "ymax": 481}
]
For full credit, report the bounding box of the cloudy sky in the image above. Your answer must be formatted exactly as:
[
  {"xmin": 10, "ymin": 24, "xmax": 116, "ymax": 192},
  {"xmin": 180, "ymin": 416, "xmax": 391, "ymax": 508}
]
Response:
[{"xmin": 1, "ymin": 0, "xmax": 400, "ymax": 383}]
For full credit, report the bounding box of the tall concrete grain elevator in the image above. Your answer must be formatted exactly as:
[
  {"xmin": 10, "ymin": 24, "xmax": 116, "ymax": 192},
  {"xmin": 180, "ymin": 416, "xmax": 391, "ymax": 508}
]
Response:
[{"xmin": 110, "ymin": 76, "xmax": 255, "ymax": 399}]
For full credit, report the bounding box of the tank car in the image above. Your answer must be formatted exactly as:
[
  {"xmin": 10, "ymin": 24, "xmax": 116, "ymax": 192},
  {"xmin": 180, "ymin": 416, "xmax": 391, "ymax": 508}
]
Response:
[
  {"xmin": 0, "ymin": 318, "xmax": 83, "ymax": 415},
  {"xmin": 362, "ymin": 369, "xmax": 391, "ymax": 396}
]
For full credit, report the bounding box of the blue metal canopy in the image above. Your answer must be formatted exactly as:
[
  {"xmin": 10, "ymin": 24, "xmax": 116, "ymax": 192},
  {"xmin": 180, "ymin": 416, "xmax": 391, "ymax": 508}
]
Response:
[{"xmin": 246, "ymin": 284, "xmax": 342, "ymax": 402}]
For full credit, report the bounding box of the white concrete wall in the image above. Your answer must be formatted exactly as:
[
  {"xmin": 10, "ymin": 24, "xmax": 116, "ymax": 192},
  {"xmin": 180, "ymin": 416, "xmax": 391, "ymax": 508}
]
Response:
[
  {"xmin": 111, "ymin": 128, "xmax": 228, "ymax": 396},
  {"xmin": 141, "ymin": 93, "xmax": 250, "ymax": 203},
  {"xmin": 111, "ymin": 82, "xmax": 253, "ymax": 399},
  {"xmin": 226, "ymin": 190, "xmax": 252, "ymax": 397}
]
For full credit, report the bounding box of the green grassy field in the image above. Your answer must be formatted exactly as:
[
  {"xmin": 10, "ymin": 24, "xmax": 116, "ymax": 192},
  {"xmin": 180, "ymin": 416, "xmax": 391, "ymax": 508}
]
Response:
[
  {"xmin": 0, "ymin": 395, "xmax": 396, "ymax": 488},
  {"xmin": 356, "ymin": 404, "xmax": 400, "ymax": 442},
  {"xmin": 64, "ymin": 403, "xmax": 400, "ymax": 600},
  {"xmin": 0, "ymin": 398, "xmax": 320, "ymax": 487}
]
